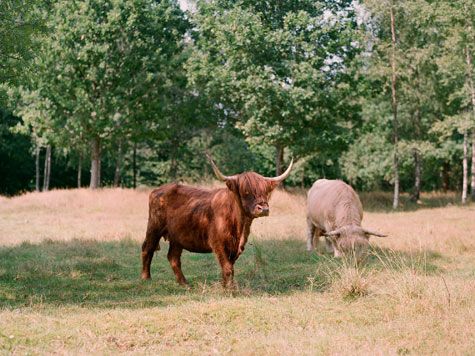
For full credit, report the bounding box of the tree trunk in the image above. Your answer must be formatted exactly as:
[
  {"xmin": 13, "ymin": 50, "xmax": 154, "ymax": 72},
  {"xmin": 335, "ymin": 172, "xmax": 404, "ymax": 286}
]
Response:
[
  {"xmin": 113, "ymin": 143, "xmax": 122, "ymax": 187},
  {"xmin": 465, "ymin": 46, "xmax": 475, "ymax": 201},
  {"xmin": 170, "ymin": 142, "xmax": 178, "ymax": 181},
  {"xmin": 90, "ymin": 137, "xmax": 101, "ymax": 189},
  {"xmin": 43, "ymin": 145, "xmax": 51, "ymax": 192},
  {"xmin": 472, "ymin": 130, "xmax": 475, "ymax": 201},
  {"xmin": 411, "ymin": 108, "xmax": 422, "ymax": 203},
  {"xmin": 411, "ymin": 149, "xmax": 421, "ymax": 202},
  {"xmin": 77, "ymin": 153, "xmax": 82, "ymax": 188},
  {"xmin": 275, "ymin": 145, "xmax": 284, "ymax": 176},
  {"xmin": 35, "ymin": 145, "xmax": 41, "ymax": 192},
  {"xmin": 442, "ymin": 162, "xmax": 450, "ymax": 193},
  {"xmin": 133, "ymin": 143, "xmax": 137, "ymax": 189},
  {"xmin": 390, "ymin": 4, "xmax": 399, "ymax": 209},
  {"xmin": 462, "ymin": 131, "xmax": 468, "ymax": 204}
]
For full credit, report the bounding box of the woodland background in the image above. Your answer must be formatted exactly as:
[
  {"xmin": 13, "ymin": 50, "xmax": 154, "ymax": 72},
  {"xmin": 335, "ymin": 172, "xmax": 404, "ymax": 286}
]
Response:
[{"xmin": 1, "ymin": 0, "xmax": 475, "ymax": 208}]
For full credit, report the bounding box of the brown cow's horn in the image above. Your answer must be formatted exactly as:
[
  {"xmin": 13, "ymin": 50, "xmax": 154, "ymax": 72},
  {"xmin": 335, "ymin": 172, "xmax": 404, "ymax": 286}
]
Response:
[
  {"xmin": 363, "ymin": 228, "xmax": 387, "ymax": 237},
  {"xmin": 206, "ymin": 153, "xmax": 232, "ymax": 181},
  {"xmin": 266, "ymin": 158, "xmax": 294, "ymax": 182}
]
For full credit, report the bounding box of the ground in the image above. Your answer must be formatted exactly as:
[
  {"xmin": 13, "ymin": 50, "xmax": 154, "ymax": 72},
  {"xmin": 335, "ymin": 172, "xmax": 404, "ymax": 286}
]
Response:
[{"xmin": 0, "ymin": 188, "xmax": 474, "ymax": 354}]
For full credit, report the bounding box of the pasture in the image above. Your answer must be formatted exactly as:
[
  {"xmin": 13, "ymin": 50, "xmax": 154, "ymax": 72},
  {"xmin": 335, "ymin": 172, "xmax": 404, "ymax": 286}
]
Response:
[{"xmin": 1, "ymin": 188, "xmax": 474, "ymax": 354}]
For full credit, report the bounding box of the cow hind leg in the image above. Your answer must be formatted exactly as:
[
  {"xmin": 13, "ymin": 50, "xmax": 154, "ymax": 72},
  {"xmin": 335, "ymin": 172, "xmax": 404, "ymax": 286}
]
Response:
[
  {"xmin": 167, "ymin": 242, "xmax": 188, "ymax": 286},
  {"xmin": 306, "ymin": 218, "xmax": 316, "ymax": 251},
  {"xmin": 141, "ymin": 223, "xmax": 164, "ymax": 280}
]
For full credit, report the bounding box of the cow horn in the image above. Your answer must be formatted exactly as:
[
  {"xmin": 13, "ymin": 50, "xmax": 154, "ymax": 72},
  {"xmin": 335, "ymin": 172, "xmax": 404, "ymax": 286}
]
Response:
[
  {"xmin": 324, "ymin": 227, "xmax": 344, "ymax": 237},
  {"xmin": 206, "ymin": 153, "xmax": 232, "ymax": 181},
  {"xmin": 266, "ymin": 158, "xmax": 294, "ymax": 182},
  {"xmin": 363, "ymin": 228, "xmax": 387, "ymax": 237}
]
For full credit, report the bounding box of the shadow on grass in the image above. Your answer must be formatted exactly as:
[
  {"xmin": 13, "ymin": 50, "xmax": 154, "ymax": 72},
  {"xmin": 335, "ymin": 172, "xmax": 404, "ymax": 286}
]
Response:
[{"xmin": 0, "ymin": 238, "xmax": 442, "ymax": 309}]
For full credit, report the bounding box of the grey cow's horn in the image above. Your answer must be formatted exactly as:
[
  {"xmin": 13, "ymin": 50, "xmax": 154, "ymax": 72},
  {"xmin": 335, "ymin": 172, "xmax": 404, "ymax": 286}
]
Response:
[
  {"xmin": 324, "ymin": 227, "xmax": 345, "ymax": 237},
  {"xmin": 363, "ymin": 228, "xmax": 387, "ymax": 237},
  {"xmin": 206, "ymin": 153, "xmax": 232, "ymax": 181},
  {"xmin": 265, "ymin": 158, "xmax": 294, "ymax": 182}
]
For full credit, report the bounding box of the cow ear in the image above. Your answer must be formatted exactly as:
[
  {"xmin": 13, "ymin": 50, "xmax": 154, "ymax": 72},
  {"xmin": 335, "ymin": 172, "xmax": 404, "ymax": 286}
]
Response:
[
  {"xmin": 267, "ymin": 180, "xmax": 280, "ymax": 192},
  {"xmin": 225, "ymin": 178, "xmax": 239, "ymax": 194}
]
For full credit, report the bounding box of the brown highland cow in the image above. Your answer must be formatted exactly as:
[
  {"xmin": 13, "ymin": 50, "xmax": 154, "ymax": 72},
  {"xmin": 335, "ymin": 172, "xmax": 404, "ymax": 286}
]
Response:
[{"xmin": 141, "ymin": 155, "xmax": 293, "ymax": 287}]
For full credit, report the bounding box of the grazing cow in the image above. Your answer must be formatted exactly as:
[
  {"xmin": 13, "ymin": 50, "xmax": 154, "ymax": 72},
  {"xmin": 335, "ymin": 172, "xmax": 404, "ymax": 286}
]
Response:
[
  {"xmin": 306, "ymin": 179, "xmax": 386, "ymax": 261},
  {"xmin": 141, "ymin": 155, "xmax": 293, "ymax": 287}
]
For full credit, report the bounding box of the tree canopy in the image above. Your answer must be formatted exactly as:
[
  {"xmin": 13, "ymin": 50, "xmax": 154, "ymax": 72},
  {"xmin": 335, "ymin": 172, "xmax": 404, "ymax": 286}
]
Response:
[{"xmin": 1, "ymin": 0, "xmax": 475, "ymax": 205}]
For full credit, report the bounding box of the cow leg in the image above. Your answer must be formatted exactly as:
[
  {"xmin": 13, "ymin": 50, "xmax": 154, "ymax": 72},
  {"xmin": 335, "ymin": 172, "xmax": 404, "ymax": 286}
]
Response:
[
  {"xmin": 167, "ymin": 242, "xmax": 188, "ymax": 286},
  {"xmin": 306, "ymin": 218, "xmax": 316, "ymax": 251},
  {"xmin": 215, "ymin": 250, "xmax": 235, "ymax": 288},
  {"xmin": 324, "ymin": 236, "xmax": 335, "ymax": 254},
  {"xmin": 141, "ymin": 223, "xmax": 163, "ymax": 280}
]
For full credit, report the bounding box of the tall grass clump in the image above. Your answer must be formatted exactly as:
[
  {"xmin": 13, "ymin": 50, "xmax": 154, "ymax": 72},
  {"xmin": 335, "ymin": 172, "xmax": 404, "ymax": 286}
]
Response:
[
  {"xmin": 368, "ymin": 247, "xmax": 434, "ymax": 304},
  {"xmin": 312, "ymin": 255, "xmax": 370, "ymax": 300}
]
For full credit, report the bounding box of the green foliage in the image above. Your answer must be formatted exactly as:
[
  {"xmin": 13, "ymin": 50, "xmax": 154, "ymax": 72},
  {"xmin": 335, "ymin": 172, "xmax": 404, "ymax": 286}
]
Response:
[
  {"xmin": 0, "ymin": 110, "xmax": 34, "ymax": 195},
  {"xmin": 1, "ymin": 0, "xmax": 474, "ymax": 194},
  {"xmin": 188, "ymin": 0, "xmax": 361, "ymax": 162}
]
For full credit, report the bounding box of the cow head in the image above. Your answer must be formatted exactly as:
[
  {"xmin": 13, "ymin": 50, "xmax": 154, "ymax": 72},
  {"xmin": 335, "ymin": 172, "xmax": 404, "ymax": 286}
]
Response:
[
  {"xmin": 207, "ymin": 155, "xmax": 293, "ymax": 218},
  {"xmin": 324, "ymin": 225, "xmax": 387, "ymax": 262}
]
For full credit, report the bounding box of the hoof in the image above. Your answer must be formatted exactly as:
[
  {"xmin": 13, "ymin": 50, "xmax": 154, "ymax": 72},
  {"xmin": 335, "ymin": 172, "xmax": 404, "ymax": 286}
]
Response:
[
  {"xmin": 177, "ymin": 279, "xmax": 189, "ymax": 287},
  {"xmin": 141, "ymin": 272, "xmax": 151, "ymax": 280}
]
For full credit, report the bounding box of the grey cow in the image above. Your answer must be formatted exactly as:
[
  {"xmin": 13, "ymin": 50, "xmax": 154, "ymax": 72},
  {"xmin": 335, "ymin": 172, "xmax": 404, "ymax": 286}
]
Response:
[{"xmin": 306, "ymin": 179, "xmax": 386, "ymax": 260}]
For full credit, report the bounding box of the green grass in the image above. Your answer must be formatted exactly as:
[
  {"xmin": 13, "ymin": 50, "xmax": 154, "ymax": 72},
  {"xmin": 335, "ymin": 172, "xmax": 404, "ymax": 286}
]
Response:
[
  {"xmin": 0, "ymin": 237, "xmax": 443, "ymax": 310},
  {"xmin": 1, "ymin": 238, "xmax": 474, "ymax": 354},
  {"xmin": 1, "ymin": 189, "xmax": 474, "ymax": 354},
  {"xmin": 0, "ymin": 238, "xmax": 317, "ymax": 309}
]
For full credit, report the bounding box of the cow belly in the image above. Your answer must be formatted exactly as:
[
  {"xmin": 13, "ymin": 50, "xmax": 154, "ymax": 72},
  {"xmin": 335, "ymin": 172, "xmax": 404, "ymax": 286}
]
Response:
[
  {"xmin": 184, "ymin": 246, "xmax": 213, "ymax": 253},
  {"xmin": 168, "ymin": 232, "xmax": 213, "ymax": 253}
]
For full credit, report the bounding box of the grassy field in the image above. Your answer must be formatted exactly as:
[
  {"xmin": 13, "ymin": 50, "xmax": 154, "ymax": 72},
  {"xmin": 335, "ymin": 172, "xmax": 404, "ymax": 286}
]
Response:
[{"xmin": 1, "ymin": 188, "xmax": 474, "ymax": 354}]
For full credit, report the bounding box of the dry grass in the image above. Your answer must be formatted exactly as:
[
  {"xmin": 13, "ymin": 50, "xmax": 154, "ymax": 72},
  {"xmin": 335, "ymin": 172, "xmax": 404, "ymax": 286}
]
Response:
[
  {"xmin": 0, "ymin": 188, "xmax": 150, "ymax": 245},
  {"xmin": 1, "ymin": 187, "xmax": 475, "ymax": 354}
]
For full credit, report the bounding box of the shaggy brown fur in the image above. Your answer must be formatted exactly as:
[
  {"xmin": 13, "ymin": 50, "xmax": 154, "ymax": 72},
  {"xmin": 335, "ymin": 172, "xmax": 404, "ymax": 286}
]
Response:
[{"xmin": 141, "ymin": 173, "xmax": 282, "ymax": 287}]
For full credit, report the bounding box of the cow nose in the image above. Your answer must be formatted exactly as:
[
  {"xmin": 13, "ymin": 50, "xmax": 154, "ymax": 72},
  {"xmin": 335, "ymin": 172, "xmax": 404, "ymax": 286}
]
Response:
[{"xmin": 256, "ymin": 205, "xmax": 269, "ymax": 216}]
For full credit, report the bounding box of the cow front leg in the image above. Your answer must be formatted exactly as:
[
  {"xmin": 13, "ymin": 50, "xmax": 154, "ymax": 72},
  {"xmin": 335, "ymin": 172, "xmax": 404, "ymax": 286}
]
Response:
[
  {"xmin": 324, "ymin": 236, "xmax": 335, "ymax": 254},
  {"xmin": 167, "ymin": 242, "xmax": 188, "ymax": 286},
  {"xmin": 141, "ymin": 224, "xmax": 163, "ymax": 280},
  {"xmin": 215, "ymin": 250, "xmax": 235, "ymax": 288}
]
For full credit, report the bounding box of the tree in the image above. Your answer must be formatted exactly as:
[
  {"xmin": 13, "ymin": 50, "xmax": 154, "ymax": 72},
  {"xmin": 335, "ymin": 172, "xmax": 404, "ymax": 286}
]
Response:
[
  {"xmin": 188, "ymin": 0, "xmax": 361, "ymax": 175},
  {"xmin": 26, "ymin": 0, "xmax": 188, "ymax": 188},
  {"xmin": 435, "ymin": 0, "xmax": 475, "ymax": 203}
]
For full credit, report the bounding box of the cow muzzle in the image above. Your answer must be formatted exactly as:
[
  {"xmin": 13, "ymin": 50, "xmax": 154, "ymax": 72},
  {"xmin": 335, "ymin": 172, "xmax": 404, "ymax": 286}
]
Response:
[{"xmin": 254, "ymin": 204, "xmax": 269, "ymax": 217}]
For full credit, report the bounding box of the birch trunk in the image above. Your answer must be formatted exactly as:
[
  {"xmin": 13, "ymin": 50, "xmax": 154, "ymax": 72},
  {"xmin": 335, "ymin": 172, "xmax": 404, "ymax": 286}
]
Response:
[
  {"xmin": 465, "ymin": 46, "xmax": 475, "ymax": 201},
  {"xmin": 43, "ymin": 145, "xmax": 51, "ymax": 192},
  {"xmin": 90, "ymin": 137, "xmax": 101, "ymax": 189},
  {"xmin": 390, "ymin": 4, "xmax": 399, "ymax": 209},
  {"xmin": 462, "ymin": 131, "xmax": 468, "ymax": 204},
  {"xmin": 35, "ymin": 145, "xmax": 41, "ymax": 192}
]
